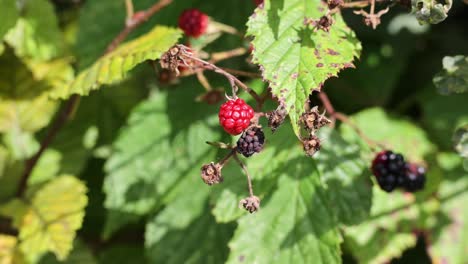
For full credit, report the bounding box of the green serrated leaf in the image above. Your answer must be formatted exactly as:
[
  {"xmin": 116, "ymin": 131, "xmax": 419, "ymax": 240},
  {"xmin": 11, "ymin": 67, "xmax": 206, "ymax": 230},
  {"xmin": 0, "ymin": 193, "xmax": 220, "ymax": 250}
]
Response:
[
  {"xmin": 316, "ymin": 127, "xmax": 373, "ymax": 225},
  {"xmin": 52, "ymin": 26, "xmax": 181, "ymax": 99},
  {"xmin": 433, "ymin": 55, "xmax": 468, "ymax": 95},
  {"xmin": 5, "ymin": 0, "xmax": 65, "ymax": 61},
  {"xmin": 0, "ymin": 0, "xmax": 19, "ymax": 42},
  {"xmin": 19, "ymin": 175, "xmax": 88, "ymax": 261},
  {"xmin": 211, "ymin": 124, "xmax": 300, "ymax": 223},
  {"xmin": 428, "ymin": 154, "xmax": 468, "ymax": 263},
  {"xmin": 146, "ymin": 209, "xmax": 235, "ymax": 264},
  {"xmin": 344, "ymin": 187, "xmax": 439, "ymax": 264},
  {"xmin": 247, "ymin": 0, "xmax": 361, "ymax": 135},
  {"xmin": 226, "ymin": 158, "xmax": 341, "ymax": 264},
  {"xmin": 341, "ymin": 108, "xmax": 435, "ymax": 161},
  {"xmin": 51, "ymin": 70, "xmax": 148, "ymax": 176},
  {"xmin": 103, "ymin": 84, "xmax": 220, "ymax": 236}
]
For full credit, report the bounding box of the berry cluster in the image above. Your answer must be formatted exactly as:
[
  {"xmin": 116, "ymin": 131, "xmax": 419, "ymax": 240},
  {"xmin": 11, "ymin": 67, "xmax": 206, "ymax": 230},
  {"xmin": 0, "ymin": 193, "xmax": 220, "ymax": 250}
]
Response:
[
  {"xmin": 219, "ymin": 98, "xmax": 255, "ymax": 135},
  {"xmin": 371, "ymin": 150, "xmax": 426, "ymax": 193},
  {"xmin": 178, "ymin": 9, "xmax": 209, "ymax": 38}
]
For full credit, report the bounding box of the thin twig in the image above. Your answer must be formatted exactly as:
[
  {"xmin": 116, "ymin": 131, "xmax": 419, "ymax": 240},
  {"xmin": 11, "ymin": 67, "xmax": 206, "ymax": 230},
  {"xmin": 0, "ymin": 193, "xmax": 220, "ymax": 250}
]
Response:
[
  {"xmin": 318, "ymin": 91, "xmax": 385, "ymax": 150},
  {"xmin": 233, "ymin": 153, "xmax": 254, "ymax": 197},
  {"xmin": 16, "ymin": 0, "xmax": 173, "ymax": 198},
  {"xmin": 106, "ymin": 0, "xmax": 172, "ymax": 53},
  {"xmin": 219, "ymin": 149, "xmax": 236, "ymax": 167},
  {"xmin": 221, "ymin": 68, "xmax": 262, "ymax": 79},
  {"xmin": 196, "ymin": 72, "xmax": 212, "ymax": 91},
  {"xmin": 184, "ymin": 52, "xmax": 263, "ymax": 108},
  {"xmin": 125, "ymin": 0, "xmax": 134, "ymax": 24},
  {"xmin": 341, "ymin": 0, "xmax": 388, "ymax": 8},
  {"xmin": 334, "ymin": 112, "xmax": 385, "ymax": 150},
  {"xmin": 209, "ymin": 47, "xmax": 247, "ymax": 64},
  {"xmin": 318, "ymin": 92, "xmax": 336, "ymax": 127},
  {"xmin": 16, "ymin": 95, "xmax": 80, "ymax": 197}
]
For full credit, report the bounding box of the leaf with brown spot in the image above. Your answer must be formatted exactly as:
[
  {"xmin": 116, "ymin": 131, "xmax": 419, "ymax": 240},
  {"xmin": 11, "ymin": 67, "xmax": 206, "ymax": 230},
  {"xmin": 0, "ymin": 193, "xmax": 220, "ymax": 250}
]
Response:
[{"xmin": 247, "ymin": 0, "xmax": 361, "ymax": 136}]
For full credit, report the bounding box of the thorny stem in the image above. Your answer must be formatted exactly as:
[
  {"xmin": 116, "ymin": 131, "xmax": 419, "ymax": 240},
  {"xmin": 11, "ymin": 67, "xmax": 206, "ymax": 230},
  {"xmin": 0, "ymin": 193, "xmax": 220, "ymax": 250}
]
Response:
[
  {"xmin": 219, "ymin": 149, "xmax": 236, "ymax": 167},
  {"xmin": 233, "ymin": 153, "xmax": 255, "ymax": 197},
  {"xmin": 16, "ymin": 95, "xmax": 80, "ymax": 197},
  {"xmin": 16, "ymin": 0, "xmax": 173, "ymax": 198},
  {"xmin": 183, "ymin": 50, "xmax": 263, "ymax": 109},
  {"xmin": 318, "ymin": 92, "xmax": 336, "ymax": 128}
]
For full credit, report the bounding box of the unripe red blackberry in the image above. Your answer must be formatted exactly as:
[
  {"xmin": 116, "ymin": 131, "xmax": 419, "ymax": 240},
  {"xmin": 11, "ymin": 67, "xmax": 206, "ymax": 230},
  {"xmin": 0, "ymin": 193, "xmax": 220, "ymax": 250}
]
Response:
[
  {"xmin": 403, "ymin": 163, "xmax": 426, "ymax": 192},
  {"xmin": 178, "ymin": 9, "xmax": 209, "ymax": 38},
  {"xmin": 237, "ymin": 126, "xmax": 265, "ymax": 157},
  {"xmin": 219, "ymin": 98, "xmax": 255, "ymax": 135},
  {"xmin": 371, "ymin": 150, "xmax": 406, "ymax": 192}
]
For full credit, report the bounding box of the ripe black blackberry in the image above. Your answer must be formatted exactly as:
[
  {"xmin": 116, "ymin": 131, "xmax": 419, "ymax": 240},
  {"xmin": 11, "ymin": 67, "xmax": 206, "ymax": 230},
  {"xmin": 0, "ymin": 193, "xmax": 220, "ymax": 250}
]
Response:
[
  {"xmin": 236, "ymin": 126, "xmax": 265, "ymax": 157},
  {"xmin": 403, "ymin": 163, "xmax": 426, "ymax": 192},
  {"xmin": 371, "ymin": 150, "xmax": 406, "ymax": 192}
]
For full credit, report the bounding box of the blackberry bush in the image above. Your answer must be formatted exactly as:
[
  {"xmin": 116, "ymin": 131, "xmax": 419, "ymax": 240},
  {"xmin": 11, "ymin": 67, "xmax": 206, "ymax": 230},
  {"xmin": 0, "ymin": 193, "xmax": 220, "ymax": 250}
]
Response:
[{"xmin": 0, "ymin": 0, "xmax": 464, "ymax": 263}]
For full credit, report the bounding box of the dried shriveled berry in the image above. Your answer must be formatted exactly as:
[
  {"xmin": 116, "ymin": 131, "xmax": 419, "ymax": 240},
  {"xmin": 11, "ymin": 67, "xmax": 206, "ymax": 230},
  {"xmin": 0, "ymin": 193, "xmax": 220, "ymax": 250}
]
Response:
[
  {"xmin": 327, "ymin": 0, "xmax": 343, "ymax": 9},
  {"xmin": 300, "ymin": 106, "xmax": 331, "ymax": 131},
  {"xmin": 266, "ymin": 104, "xmax": 287, "ymax": 132},
  {"xmin": 303, "ymin": 135, "xmax": 321, "ymax": 157},
  {"xmin": 219, "ymin": 98, "xmax": 255, "ymax": 135},
  {"xmin": 237, "ymin": 126, "xmax": 265, "ymax": 157},
  {"xmin": 178, "ymin": 9, "xmax": 209, "ymax": 38},
  {"xmin": 403, "ymin": 163, "xmax": 426, "ymax": 192},
  {"xmin": 201, "ymin": 162, "xmax": 223, "ymax": 185},
  {"xmin": 239, "ymin": 196, "xmax": 261, "ymax": 213},
  {"xmin": 317, "ymin": 15, "xmax": 334, "ymax": 32}
]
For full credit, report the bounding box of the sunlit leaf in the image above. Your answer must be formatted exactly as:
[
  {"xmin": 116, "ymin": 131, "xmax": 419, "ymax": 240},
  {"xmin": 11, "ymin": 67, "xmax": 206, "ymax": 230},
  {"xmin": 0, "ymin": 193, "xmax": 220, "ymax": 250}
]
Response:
[
  {"xmin": 0, "ymin": 0, "xmax": 19, "ymax": 42},
  {"xmin": 19, "ymin": 175, "xmax": 88, "ymax": 261},
  {"xmin": 247, "ymin": 0, "xmax": 361, "ymax": 135},
  {"xmin": 227, "ymin": 156, "xmax": 342, "ymax": 263},
  {"xmin": 103, "ymin": 84, "xmax": 220, "ymax": 237},
  {"xmin": 344, "ymin": 187, "xmax": 439, "ymax": 264},
  {"xmin": 51, "ymin": 26, "xmax": 181, "ymax": 99},
  {"xmin": 0, "ymin": 235, "xmax": 24, "ymax": 264},
  {"xmin": 5, "ymin": 0, "xmax": 64, "ymax": 61},
  {"xmin": 427, "ymin": 153, "xmax": 468, "ymax": 263}
]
